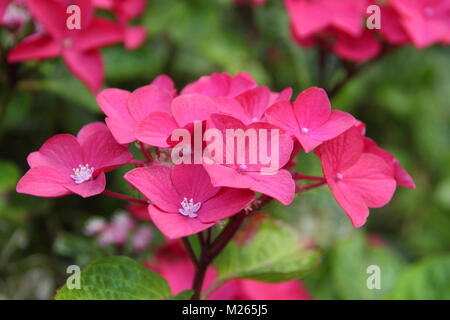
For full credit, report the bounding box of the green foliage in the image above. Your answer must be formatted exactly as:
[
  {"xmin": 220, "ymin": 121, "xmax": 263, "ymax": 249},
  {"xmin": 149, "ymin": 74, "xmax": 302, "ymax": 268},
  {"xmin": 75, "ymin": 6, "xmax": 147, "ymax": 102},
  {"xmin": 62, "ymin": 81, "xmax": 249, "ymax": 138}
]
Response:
[
  {"xmin": 391, "ymin": 255, "xmax": 450, "ymax": 300},
  {"xmin": 55, "ymin": 256, "xmax": 172, "ymax": 300},
  {"xmin": 214, "ymin": 218, "xmax": 321, "ymax": 284},
  {"xmin": 303, "ymin": 232, "xmax": 406, "ymax": 300}
]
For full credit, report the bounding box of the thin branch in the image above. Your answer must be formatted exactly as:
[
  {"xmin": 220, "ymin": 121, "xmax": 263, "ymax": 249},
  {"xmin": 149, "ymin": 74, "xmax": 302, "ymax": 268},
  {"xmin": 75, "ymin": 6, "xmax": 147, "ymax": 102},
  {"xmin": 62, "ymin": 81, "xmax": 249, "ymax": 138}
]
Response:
[
  {"xmin": 139, "ymin": 142, "xmax": 153, "ymax": 163},
  {"xmin": 182, "ymin": 238, "xmax": 199, "ymax": 268},
  {"xmin": 102, "ymin": 190, "xmax": 148, "ymax": 205}
]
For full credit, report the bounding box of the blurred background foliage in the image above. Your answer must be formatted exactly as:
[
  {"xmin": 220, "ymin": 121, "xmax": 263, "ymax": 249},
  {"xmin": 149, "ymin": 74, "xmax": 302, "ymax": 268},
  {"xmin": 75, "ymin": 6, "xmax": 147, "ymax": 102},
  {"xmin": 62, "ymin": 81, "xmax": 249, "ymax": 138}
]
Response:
[{"xmin": 0, "ymin": 0, "xmax": 449, "ymax": 299}]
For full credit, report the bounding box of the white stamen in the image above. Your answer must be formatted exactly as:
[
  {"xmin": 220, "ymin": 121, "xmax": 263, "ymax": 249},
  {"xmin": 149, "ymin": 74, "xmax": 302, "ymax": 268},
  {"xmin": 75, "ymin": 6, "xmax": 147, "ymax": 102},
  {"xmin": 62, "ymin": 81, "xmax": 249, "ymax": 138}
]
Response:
[
  {"xmin": 71, "ymin": 164, "xmax": 94, "ymax": 184},
  {"xmin": 301, "ymin": 127, "xmax": 309, "ymax": 133},
  {"xmin": 179, "ymin": 197, "xmax": 201, "ymax": 218},
  {"xmin": 336, "ymin": 172, "xmax": 344, "ymax": 180},
  {"xmin": 237, "ymin": 164, "xmax": 248, "ymax": 173}
]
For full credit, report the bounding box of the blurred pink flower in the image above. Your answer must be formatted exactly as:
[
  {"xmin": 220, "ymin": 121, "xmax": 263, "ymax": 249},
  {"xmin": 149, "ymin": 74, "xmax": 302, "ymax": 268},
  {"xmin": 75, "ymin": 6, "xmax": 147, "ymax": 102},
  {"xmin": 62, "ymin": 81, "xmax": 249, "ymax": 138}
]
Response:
[
  {"xmin": 8, "ymin": 0, "xmax": 124, "ymax": 93},
  {"xmin": 285, "ymin": 0, "xmax": 368, "ymax": 38},
  {"xmin": 93, "ymin": 0, "xmax": 147, "ymax": 49},
  {"xmin": 389, "ymin": 0, "xmax": 450, "ymax": 48}
]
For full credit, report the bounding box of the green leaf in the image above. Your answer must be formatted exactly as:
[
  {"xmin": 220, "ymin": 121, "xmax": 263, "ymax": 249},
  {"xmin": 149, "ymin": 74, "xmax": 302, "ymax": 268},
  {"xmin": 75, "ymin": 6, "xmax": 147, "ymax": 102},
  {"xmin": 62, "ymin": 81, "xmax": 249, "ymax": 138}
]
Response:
[
  {"xmin": 213, "ymin": 218, "xmax": 321, "ymax": 285},
  {"xmin": 55, "ymin": 256, "xmax": 172, "ymax": 300},
  {"xmin": 171, "ymin": 290, "xmax": 193, "ymax": 300},
  {"xmin": 331, "ymin": 232, "xmax": 405, "ymax": 299},
  {"xmin": 391, "ymin": 255, "xmax": 450, "ymax": 299},
  {"xmin": 0, "ymin": 160, "xmax": 20, "ymax": 194}
]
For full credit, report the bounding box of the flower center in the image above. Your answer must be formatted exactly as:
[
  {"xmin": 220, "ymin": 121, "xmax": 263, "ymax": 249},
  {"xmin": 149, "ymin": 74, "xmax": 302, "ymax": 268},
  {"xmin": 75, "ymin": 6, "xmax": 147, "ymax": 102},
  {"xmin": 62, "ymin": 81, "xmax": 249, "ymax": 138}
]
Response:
[
  {"xmin": 336, "ymin": 172, "xmax": 344, "ymax": 180},
  {"xmin": 237, "ymin": 164, "xmax": 248, "ymax": 173},
  {"xmin": 301, "ymin": 127, "xmax": 309, "ymax": 133},
  {"xmin": 179, "ymin": 197, "xmax": 201, "ymax": 218},
  {"xmin": 71, "ymin": 164, "xmax": 94, "ymax": 184},
  {"xmin": 424, "ymin": 7, "xmax": 435, "ymax": 17}
]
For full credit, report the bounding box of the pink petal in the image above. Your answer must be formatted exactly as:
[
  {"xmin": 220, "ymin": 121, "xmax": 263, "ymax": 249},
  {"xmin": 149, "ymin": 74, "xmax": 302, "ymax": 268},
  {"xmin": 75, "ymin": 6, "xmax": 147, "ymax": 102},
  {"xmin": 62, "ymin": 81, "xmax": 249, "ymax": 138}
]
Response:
[
  {"xmin": 285, "ymin": 0, "xmax": 329, "ymax": 38},
  {"xmin": 64, "ymin": 172, "xmax": 106, "ymax": 198},
  {"xmin": 0, "ymin": 0, "xmax": 10, "ymax": 20},
  {"xmin": 265, "ymin": 101, "xmax": 300, "ymax": 137},
  {"xmin": 235, "ymin": 86, "xmax": 271, "ymax": 122},
  {"xmin": 316, "ymin": 126, "xmax": 364, "ymax": 172},
  {"xmin": 124, "ymin": 25, "xmax": 147, "ymax": 50},
  {"xmin": 171, "ymin": 164, "xmax": 220, "ymax": 203},
  {"xmin": 26, "ymin": 0, "xmax": 67, "ymax": 39},
  {"xmin": 181, "ymin": 72, "xmax": 256, "ymax": 98},
  {"xmin": 199, "ymin": 188, "xmax": 255, "ymax": 223},
  {"xmin": 326, "ymin": 177, "xmax": 369, "ymax": 227},
  {"xmin": 27, "ymin": 134, "xmax": 83, "ymax": 171},
  {"xmin": 247, "ymin": 169, "xmax": 296, "ymax": 205},
  {"xmin": 172, "ymin": 94, "xmax": 219, "ymax": 127},
  {"xmin": 124, "ymin": 166, "xmax": 180, "ymax": 212},
  {"xmin": 76, "ymin": 122, "xmax": 110, "ymax": 144},
  {"xmin": 151, "ymin": 74, "xmax": 176, "ymax": 96},
  {"xmin": 215, "ymin": 97, "xmax": 251, "ymax": 124},
  {"xmin": 7, "ymin": 33, "xmax": 60, "ymax": 62},
  {"xmin": 75, "ymin": 18, "xmax": 123, "ymax": 51},
  {"xmin": 81, "ymin": 130, "xmax": 133, "ymax": 172},
  {"xmin": 332, "ymin": 29, "xmax": 382, "ymax": 63},
  {"xmin": 299, "ymin": 110, "xmax": 355, "ymax": 153},
  {"xmin": 128, "ymin": 84, "xmax": 173, "ymax": 122},
  {"xmin": 135, "ymin": 112, "xmax": 179, "ymax": 147},
  {"xmin": 63, "ymin": 49, "xmax": 103, "ymax": 93},
  {"xmin": 96, "ymin": 88, "xmax": 136, "ymax": 144},
  {"xmin": 204, "ymin": 163, "xmax": 250, "ymax": 189},
  {"xmin": 149, "ymin": 205, "xmax": 214, "ymax": 239},
  {"xmin": 294, "ymin": 87, "xmax": 332, "ymax": 130},
  {"xmin": 17, "ymin": 166, "xmax": 71, "ymax": 197},
  {"xmin": 342, "ymin": 153, "xmax": 397, "ymax": 208},
  {"xmin": 363, "ymin": 137, "xmax": 415, "ymax": 189}
]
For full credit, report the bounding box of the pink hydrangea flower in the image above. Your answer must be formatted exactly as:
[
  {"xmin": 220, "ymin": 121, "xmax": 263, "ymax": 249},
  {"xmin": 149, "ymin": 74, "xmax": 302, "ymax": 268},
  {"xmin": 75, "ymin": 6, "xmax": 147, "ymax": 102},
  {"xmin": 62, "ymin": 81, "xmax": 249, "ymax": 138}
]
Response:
[
  {"xmin": 389, "ymin": 0, "xmax": 450, "ymax": 48},
  {"xmin": 135, "ymin": 94, "xmax": 221, "ymax": 147},
  {"xmin": 97, "ymin": 74, "xmax": 175, "ymax": 144},
  {"xmin": 93, "ymin": 0, "xmax": 147, "ymax": 49},
  {"xmin": 181, "ymin": 72, "xmax": 257, "ymax": 98},
  {"xmin": 203, "ymin": 114, "xmax": 296, "ymax": 205},
  {"xmin": 17, "ymin": 122, "xmax": 133, "ymax": 198},
  {"xmin": 124, "ymin": 164, "xmax": 255, "ymax": 239},
  {"xmin": 266, "ymin": 87, "xmax": 355, "ymax": 153},
  {"xmin": 315, "ymin": 126, "xmax": 397, "ymax": 227},
  {"xmin": 8, "ymin": 0, "xmax": 124, "ymax": 93},
  {"xmin": 215, "ymin": 86, "xmax": 292, "ymax": 125},
  {"xmin": 147, "ymin": 241, "xmax": 312, "ymax": 300},
  {"xmin": 285, "ymin": 0, "xmax": 368, "ymax": 38}
]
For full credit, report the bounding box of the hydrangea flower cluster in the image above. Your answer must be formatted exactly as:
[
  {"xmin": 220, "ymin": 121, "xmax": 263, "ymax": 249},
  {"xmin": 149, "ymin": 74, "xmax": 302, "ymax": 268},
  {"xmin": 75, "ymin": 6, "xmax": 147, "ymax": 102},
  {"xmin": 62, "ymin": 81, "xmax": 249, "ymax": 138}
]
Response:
[
  {"xmin": 285, "ymin": 0, "xmax": 450, "ymax": 62},
  {"xmin": 17, "ymin": 72, "xmax": 415, "ymax": 239},
  {"xmin": 5, "ymin": 0, "xmax": 147, "ymax": 93}
]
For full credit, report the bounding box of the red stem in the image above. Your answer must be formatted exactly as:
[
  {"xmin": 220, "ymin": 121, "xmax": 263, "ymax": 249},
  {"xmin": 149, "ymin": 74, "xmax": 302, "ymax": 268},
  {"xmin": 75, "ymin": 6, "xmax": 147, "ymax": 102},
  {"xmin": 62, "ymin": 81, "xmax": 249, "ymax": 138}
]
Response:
[
  {"xmin": 102, "ymin": 190, "xmax": 148, "ymax": 205},
  {"xmin": 139, "ymin": 142, "xmax": 153, "ymax": 163}
]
